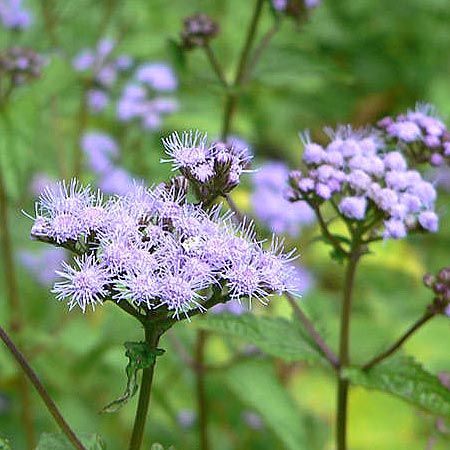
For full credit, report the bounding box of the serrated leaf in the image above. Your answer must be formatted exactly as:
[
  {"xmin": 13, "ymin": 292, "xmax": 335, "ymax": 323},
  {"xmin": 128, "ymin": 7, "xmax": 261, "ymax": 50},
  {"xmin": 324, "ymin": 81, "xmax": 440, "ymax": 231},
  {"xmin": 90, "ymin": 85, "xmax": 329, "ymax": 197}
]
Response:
[
  {"xmin": 35, "ymin": 432, "xmax": 105, "ymax": 450},
  {"xmin": 102, "ymin": 341, "xmax": 165, "ymax": 413},
  {"xmin": 344, "ymin": 356, "xmax": 450, "ymax": 417},
  {"xmin": 225, "ymin": 360, "xmax": 308, "ymax": 450},
  {"xmin": 195, "ymin": 313, "xmax": 325, "ymax": 364}
]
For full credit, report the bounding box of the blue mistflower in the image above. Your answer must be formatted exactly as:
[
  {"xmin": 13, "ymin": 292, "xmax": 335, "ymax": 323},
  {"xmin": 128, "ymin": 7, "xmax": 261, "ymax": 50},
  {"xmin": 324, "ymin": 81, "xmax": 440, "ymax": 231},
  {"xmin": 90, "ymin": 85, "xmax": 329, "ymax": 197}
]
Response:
[{"xmin": 53, "ymin": 255, "xmax": 111, "ymax": 312}]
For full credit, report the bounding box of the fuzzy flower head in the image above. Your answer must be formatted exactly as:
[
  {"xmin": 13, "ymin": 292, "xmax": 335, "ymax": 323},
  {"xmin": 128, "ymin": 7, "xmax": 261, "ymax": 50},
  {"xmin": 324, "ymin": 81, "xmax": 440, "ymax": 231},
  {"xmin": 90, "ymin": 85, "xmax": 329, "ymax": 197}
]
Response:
[
  {"xmin": 378, "ymin": 103, "xmax": 450, "ymax": 167},
  {"xmin": 180, "ymin": 13, "xmax": 219, "ymax": 49},
  {"xmin": 162, "ymin": 130, "xmax": 252, "ymax": 203},
  {"xmin": 289, "ymin": 125, "xmax": 440, "ymax": 240},
  {"xmin": 29, "ymin": 179, "xmax": 302, "ymax": 317}
]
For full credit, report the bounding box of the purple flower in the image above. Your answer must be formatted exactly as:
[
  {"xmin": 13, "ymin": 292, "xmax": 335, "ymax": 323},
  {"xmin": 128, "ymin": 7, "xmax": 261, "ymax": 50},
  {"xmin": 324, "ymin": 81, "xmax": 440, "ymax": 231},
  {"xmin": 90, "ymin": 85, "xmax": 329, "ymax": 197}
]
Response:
[
  {"xmin": 177, "ymin": 410, "xmax": 196, "ymax": 429},
  {"xmin": 81, "ymin": 132, "xmax": 119, "ymax": 174},
  {"xmin": 272, "ymin": 0, "xmax": 288, "ymax": 11},
  {"xmin": 386, "ymin": 121, "xmax": 422, "ymax": 142},
  {"xmin": 242, "ymin": 411, "xmax": 264, "ymax": 430},
  {"xmin": 99, "ymin": 168, "xmax": 135, "ymax": 195},
  {"xmin": 72, "ymin": 50, "xmax": 95, "ymax": 72},
  {"xmin": 87, "ymin": 89, "xmax": 109, "ymax": 113},
  {"xmin": 252, "ymin": 161, "xmax": 314, "ymax": 237},
  {"xmin": 0, "ymin": 0, "xmax": 32, "ymax": 30},
  {"xmin": 136, "ymin": 63, "xmax": 177, "ymax": 91},
  {"xmin": 211, "ymin": 300, "xmax": 246, "ymax": 315},
  {"xmin": 53, "ymin": 255, "xmax": 111, "ymax": 312},
  {"xmin": 19, "ymin": 247, "xmax": 66, "ymax": 286},
  {"xmin": 418, "ymin": 211, "xmax": 439, "ymax": 232},
  {"xmin": 339, "ymin": 196, "xmax": 367, "ymax": 220}
]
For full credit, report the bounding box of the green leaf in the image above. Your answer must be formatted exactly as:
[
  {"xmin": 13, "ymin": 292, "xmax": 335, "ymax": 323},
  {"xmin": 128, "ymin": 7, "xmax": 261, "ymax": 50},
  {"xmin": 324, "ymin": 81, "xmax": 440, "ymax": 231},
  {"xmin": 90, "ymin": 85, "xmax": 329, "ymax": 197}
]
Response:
[
  {"xmin": 225, "ymin": 360, "xmax": 308, "ymax": 450},
  {"xmin": 195, "ymin": 313, "xmax": 326, "ymax": 364},
  {"xmin": 102, "ymin": 341, "xmax": 165, "ymax": 413},
  {"xmin": 344, "ymin": 356, "xmax": 450, "ymax": 417},
  {"xmin": 35, "ymin": 432, "xmax": 105, "ymax": 450},
  {"xmin": 0, "ymin": 437, "xmax": 11, "ymax": 450}
]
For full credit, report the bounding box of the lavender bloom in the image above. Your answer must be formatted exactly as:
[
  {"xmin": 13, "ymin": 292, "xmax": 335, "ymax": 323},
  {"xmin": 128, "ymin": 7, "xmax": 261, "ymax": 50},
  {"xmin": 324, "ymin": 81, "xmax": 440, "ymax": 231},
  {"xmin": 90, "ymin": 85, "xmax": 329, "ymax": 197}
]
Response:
[
  {"xmin": 53, "ymin": 254, "xmax": 111, "ymax": 312},
  {"xmin": 136, "ymin": 63, "xmax": 177, "ymax": 91},
  {"xmin": 29, "ymin": 173, "xmax": 55, "ymax": 196},
  {"xmin": 252, "ymin": 161, "xmax": 314, "ymax": 237},
  {"xmin": 30, "ymin": 178, "xmax": 302, "ymax": 317},
  {"xmin": 289, "ymin": 125, "xmax": 440, "ymax": 239},
  {"xmin": 379, "ymin": 103, "xmax": 450, "ymax": 166},
  {"xmin": 272, "ymin": 0, "xmax": 321, "ymax": 12},
  {"xmin": 98, "ymin": 168, "xmax": 135, "ymax": 195},
  {"xmin": 177, "ymin": 410, "xmax": 196, "ymax": 429},
  {"xmin": 162, "ymin": 131, "xmax": 252, "ymax": 199},
  {"xmin": 242, "ymin": 411, "xmax": 264, "ymax": 430},
  {"xmin": 81, "ymin": 131, "xmax": 119, "ymax": 174},
  {"xmin": 0, "ymin": 0, "xmax": 32, "ymax": 30},
  {"xmin": 19, "ymin": 247, "xmax": 66, "ymax": 286},
  {"xmin": 117, "ymin": 67, "xmax": 179, "ymax": 131},
  {"xmin": 211, "ymin": 299, "xmax": 246, "ymax": 315},
  {"xmin": 73, "ymin": 39, "xmax": 132, "ymax": 114}
]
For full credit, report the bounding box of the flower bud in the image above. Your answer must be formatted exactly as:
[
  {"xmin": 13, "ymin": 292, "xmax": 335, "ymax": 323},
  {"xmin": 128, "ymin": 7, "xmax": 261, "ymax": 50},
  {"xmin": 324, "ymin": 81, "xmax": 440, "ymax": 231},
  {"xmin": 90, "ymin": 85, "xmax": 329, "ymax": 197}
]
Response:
[
  {"xmin": 180, "ymin": 14, "xmax": 219, "ymax": 49},
  {"xmin": 422, "ymin": 273, "xmax": 435, "ymax": 288}
]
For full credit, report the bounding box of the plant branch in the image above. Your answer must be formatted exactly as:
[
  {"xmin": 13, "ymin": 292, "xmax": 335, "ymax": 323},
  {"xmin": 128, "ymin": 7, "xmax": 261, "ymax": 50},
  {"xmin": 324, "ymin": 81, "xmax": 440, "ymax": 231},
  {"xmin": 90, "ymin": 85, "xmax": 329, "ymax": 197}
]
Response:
[
  {"xmin": 221, "ymin": 0, "xmax": 265, "ymax": 139},
  {"xmin": 285, "ymin": 293, "xmax": 339, "ymax": 369},
  {"xmin": 362, "ymin": 309, "xmax": 435, "ymax": 370},
  {"xmin": 195, "ymin": 330, "xmax": 209, "ymax": 450},
  {"xmin": 128, "ymin": 324, "xmax": 163, "ymax": 450},
  {"xmin": 0, "ymin": 325, "xmax": 87, "ymax": 450},
  {"xmin": 203, "ymin": 44, "xmax": 228, "ymax": 88}
]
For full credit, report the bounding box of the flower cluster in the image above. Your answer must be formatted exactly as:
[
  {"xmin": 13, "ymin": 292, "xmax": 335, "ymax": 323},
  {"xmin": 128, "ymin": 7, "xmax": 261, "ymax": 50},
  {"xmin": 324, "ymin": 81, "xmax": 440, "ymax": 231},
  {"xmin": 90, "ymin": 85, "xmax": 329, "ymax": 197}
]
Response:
[
  {"xmin": 81, "ymin": 131, "xmax": 135, "ymax": 195},
  {"xmin": 180, "ymin": 13, "xmax": 219, "ymax": 49},
  {"xmin": 288, "ymin": 126, "xmax": 439, "ymax": 239},
  {"xmin": 29, "ymin": 180, "xmax": 301, "ymax": 316},
  {"xmin": 73, "ymin": 39, "xmax": 133, "ymax": 113},
  {"xmin": 117, "ymin": 63, "xmax": 178, "ymax": 131},
  {"xmin": 0, "ymin": 0, "xmax": 32, "ymax": 30},
  {"xmin": 423, "ymin": 267, "xmax": 450, "ymax": 317},
  {"xmin": 378, "ymin": 103, "xmax": 450, "ymax": 167},
  {"xmin": 0, "ymin": 47, "xmax": 44, "ymax": 91},
  {"xmin": 162, "ymin": 131, "xmax": 252, "ymax": 203},
  {"xmin": 272, "ymin": 0, "xmax": 321, "ymax": 17},
  {"xmin": 252, "ymin": 161, "xmax": 315, "ymax": 237}
]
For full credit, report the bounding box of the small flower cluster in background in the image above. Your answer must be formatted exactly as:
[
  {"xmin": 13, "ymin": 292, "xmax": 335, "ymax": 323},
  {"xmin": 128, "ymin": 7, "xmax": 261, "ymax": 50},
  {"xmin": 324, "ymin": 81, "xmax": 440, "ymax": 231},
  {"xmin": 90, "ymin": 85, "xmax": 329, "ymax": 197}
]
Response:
[
  {"xmin": 162, "ymin": 131, "xmax": 252, "ymax": 204},
  {"xmin": 288, "ymin": 124, "xmax": 439, "ymax": 239},
  {"xmin": 73, "ymin": 39, "xmax": 133, "ymax": 113},
  {"xmin": 423, "ymin": 267, "xmax": 450, "ymax": 317},
  {"xmin": 272, "ymin": 0, "xmax": 321, "ymax": 17},
  {"xmin": 117, "ymin": 62, "xmax": 178, "ymax": 131},
  {"xmin": 0, "ymin": 47, "xmax": 45, "ymax": 96},
  {"xmin": 81, "ymin": 131, "xmax": 135, "ymax": 195},
  {"xmin": 378, "ymin": 103, "xmax": 450, "ymax": 167},
  {"xmin": 252, "ymin": 161, "xmax": 315, "ymax": 237},
  {"xmin": 29, "ymin": 179, "xmax": 301, "ymax": 316},
  {"xmin": 180, "ymin": 13, "xmax": 219, "ymax": 50},
  {"xmin": 19, "ymin": 247, "xmax": 66, "ymax": 286},
  {"xmin": 0, "ymin": 0, "xmax": 32, "ymax": 30}
]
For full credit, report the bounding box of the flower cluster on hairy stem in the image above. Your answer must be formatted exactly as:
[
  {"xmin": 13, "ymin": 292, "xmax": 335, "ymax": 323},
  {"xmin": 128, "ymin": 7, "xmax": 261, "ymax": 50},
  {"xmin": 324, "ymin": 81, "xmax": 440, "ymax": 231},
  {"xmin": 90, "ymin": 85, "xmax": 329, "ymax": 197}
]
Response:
[
  {"xmin": 180, "ymin": 13, "xmax": 219, "ymax": 50},
  {"xmin": 287, "ymin": 124, "xmax": 440, "ymax": 243},
  {"xmin": 0, "ymin": 47, "xmax": 45, "ymax": 99},
  {"xmin": 0, "ymin": 0, "xmax": 32, "ymax": 30},
  {"xmin": 28, "ymin": 179, "xmax": 301, "ymax": 318},
  {"xmin": 378, "ymin": 103, "xmax": 450, "ymax": 167},
  {"xmin": 73, "ymin": 38, "xmax": 134, "ymax": 113},
  {"xmin": 162, "ymin": 130, "xmax": 252, "ymax": 206},
  {"xmin": 423, "ymin": 267, "xmax": 450, "ymax": 317}
]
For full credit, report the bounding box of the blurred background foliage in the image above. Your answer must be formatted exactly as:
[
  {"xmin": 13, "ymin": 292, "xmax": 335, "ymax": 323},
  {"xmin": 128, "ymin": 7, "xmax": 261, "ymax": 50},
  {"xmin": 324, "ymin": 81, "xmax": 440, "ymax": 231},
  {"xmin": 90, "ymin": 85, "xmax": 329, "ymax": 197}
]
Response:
[{"xmin": 0, "ymin": 0, "xmax": 449, "ymax": 449}]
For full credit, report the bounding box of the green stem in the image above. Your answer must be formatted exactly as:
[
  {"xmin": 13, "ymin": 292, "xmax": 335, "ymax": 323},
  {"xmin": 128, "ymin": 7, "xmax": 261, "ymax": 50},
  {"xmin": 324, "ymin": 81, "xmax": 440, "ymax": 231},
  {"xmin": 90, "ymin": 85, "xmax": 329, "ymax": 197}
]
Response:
[
  {"xmin": 195, "ymin": 330, "xmax": 209, "ymax": 450},
  {"xmin": 0, "ymin": 325, "xmax": 87, "ymax": 450},
  {"xmin": 0, "ymin": 165, "xmax": 36, "ymax": 449},
  {"xmin": 221, "ymin": 0, "xmax": 265, "ymax": 139},
  {"xmin": 336, "ymin": 248, "xmax": 361, "ymax": 450},
  {"xmin": 362, "ymin": 309, "xmax": 435, "ymax": 370},
  {"xmin": 128, "ymin": 325, "xmax": 162, "ymax": 450}
]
